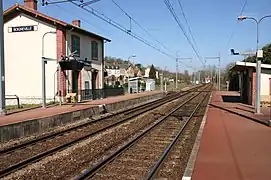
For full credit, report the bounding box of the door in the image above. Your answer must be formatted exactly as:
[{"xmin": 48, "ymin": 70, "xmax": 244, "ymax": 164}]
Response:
[
  {"xmin": 72, "ymin": 71, "xmax": 79, "ymax": 93},
  {"xmin": 92, "ymin": 72, "xmax": 97, "ymax": 99},
  {"xmin": 92, "ymin": 72, "xmax": 97, "ymax": 90}
]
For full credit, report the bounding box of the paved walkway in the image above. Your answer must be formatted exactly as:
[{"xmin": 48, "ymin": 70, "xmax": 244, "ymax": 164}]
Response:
[
  {"xmin": 191, "ymin": 91, "xmax": 271, "ymax": 180},
  {"xmin": 0, "ymin": 91, "xmax": 162, "ymax": 126}
]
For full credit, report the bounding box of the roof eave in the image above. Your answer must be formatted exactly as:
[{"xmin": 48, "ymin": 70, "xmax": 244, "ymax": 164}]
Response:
[
  {"xmin": 66, "ymin": 24, "xmax": 111, "ymax": 42},
  {"xmin": 4, "ymin": 4, "xmax": 111, "ymax": 42}
]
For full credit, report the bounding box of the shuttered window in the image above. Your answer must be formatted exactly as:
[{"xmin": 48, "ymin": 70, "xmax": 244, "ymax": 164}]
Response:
[
  {"xmin": 71, "ymin": 35, "xmax": 80, "ymax": 57},
  {"xmin": 91, "ymin": 41, "xmax": 98, "ymax": 60}
]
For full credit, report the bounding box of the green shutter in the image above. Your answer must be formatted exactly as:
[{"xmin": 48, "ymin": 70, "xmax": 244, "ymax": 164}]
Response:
[{"xmin": 71, "ymin": 35, "xmax": 80, "ymax": 56}]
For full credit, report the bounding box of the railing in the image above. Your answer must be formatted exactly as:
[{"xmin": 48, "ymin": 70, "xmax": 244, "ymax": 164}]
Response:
[
  {"xmin": 80, "ymin": 87, "xmax": 125, "ymax": 101},
  {"xmin": 5, "ymin": 95, "xmax": 20, "ymax": 109}
]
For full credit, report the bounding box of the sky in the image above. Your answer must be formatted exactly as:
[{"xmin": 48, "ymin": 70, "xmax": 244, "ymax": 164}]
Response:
[{"xmin": 3, "ymin": 0, "xmax": 271, "ymax": 73}]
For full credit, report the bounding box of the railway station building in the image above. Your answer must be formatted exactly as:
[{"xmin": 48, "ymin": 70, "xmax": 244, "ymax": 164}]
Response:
[
  {"xmin": 231, "ymin": 61, "xmax": 271, "ymax": 106},
  {"xmin": 3, "ymin": 0, "xmax": 110, "ymax": 104}
]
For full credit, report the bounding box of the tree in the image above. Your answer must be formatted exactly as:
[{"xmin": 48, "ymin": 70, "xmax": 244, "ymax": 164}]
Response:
[
  {"xmin": 224, "ymin": 63, "xmax": 239, "ymax": 91},
  {"xmin": 149, "ymin": 64, "xmax": 157, "ymax": 79},
  {"xmin": 243, "ymin": 43, "xmax": 271, "ymax": 64}
]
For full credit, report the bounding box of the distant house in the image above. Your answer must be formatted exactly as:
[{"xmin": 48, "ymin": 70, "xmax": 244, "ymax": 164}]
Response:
[
  {"xmin": 144, "ymin": 67, "xmax": 159, "ymax": 79},
  {"xmin": 134, "ymin": 66, "xmax": 143, "ymax": 77},
  {"xmin": 104, "ymin": 63, "xmax": 129, "ymax": 85}
]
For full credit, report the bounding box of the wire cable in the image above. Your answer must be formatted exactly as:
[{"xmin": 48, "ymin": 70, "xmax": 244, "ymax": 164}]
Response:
[
  {"xmin": 177, "ymin": 0, "xmax": 201, "ymax": 60},
  {"xmin": 67, "ymin": 0, "xmax": 176, "ymax": 60},
  {"xmin": 44, "ymin": 0, "xmax": 196, "ymax": 70},
  {"xmin": 164, "ymin": 0, "xmax": 205, "ymax": 66},
  {"xmin": 111, "ymin": 0, "xmax": 173, "ymax": 54},
  {"xmin": 47, "ymin": 0, "xmax": 107, "ymax": 33},
  {"xmin": 226, "ymin": 0, "xmax": 248, "ymax": 49}
]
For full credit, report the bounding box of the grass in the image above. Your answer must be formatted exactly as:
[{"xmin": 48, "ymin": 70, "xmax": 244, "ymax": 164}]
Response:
[{"xmin": 6, "ymin": 101, "xmax": 56, "ymax": 111}]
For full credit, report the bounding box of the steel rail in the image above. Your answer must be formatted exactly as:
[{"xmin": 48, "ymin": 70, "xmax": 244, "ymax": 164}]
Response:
[
  {"xmin": 73, "ymin": 88, "xmax": 207, "ymax": 180},
  {"xmin": 146, "ymin": 88, "xmax": 211, "ymax": 179},
  {"xmin": 0, "ymin": 85, "xmax": 203, "ymax": 155},
  {"xmin": 0, "ymin": 86, "xmax": 204, "ymax": 178}
]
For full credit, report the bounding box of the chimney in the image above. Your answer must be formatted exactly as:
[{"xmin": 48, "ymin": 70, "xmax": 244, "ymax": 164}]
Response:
[
  {"xmin": 24, "ymin": 0, "xmax": 38, "ymax": 10},
  {"xmin": 72, "ymin": 20, "xmax": 81, "ymax": 27}
]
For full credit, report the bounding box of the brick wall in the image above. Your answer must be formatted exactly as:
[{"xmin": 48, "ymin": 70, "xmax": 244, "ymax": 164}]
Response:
[
  {"xmin": 78, "ymin": 71, "xmax": 82, "ymax": 94},
  {"xmin": 56, "ymin": 28, "xmax": 67, "ymax": 97}
]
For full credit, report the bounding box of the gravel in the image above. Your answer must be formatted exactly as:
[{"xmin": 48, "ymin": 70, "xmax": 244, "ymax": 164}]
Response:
[
  {"xmin": 154, "ymin": 92, "xmax": 210, "ymax": 179},
  {"xmin": 0, "ymin": 98, "xmax": 163, "ymax": 171},
  {"xmin": 2, "ymin": 94, "xmax": 186, "ymax": 180},
  {"xmin": 90, "ymin": 96, "xmax": 204, "ymax": 179},
  {"xmin": 0, "ymin": 98, "xmax": 158, "ymax": 150}
]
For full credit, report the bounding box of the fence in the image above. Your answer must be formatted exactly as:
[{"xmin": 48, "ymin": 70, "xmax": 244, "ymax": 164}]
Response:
[{"xmin": 80, "ymin": 87, "xmax": 125, "ymax": 101}]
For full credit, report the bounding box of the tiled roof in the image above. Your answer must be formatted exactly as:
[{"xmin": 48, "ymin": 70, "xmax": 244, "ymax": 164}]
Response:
[{"xmin": 4, "ymin": 3, "xmax": 111, "ymax": 42}]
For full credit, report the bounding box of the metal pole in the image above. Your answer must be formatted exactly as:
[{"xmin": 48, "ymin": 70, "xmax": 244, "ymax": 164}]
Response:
[
  {"xmin": 127, "ymin": 55, "xmax": 136, "ymax": 94},
  {"xmin": 42, "ymin": 31, "xmax": 56, "ymax": 108},
  {"xmin": 218, "ymin": 53, "xmax": 221, "ymax": 91},
  {"xmin": 239, "ymin": 15, "xmax": 271, "ymax": 114},
  {"xmin": 58, "ymin": 63, "xmax": 62, "ymax": 105},
  {"xmin": 160, "ymin": 73, "xmax": 163, "ymax": 91},
  {"xmin": 42, "ymin": 35, "xmax": 46, "ymax": 109},
  {"xmin": 175, "ymin": 58, "xmax": 178, "ymax": 89},
  {"xmin": 199, "ymin": 71, "xmax": 201, "ymax": 84},
  {"xmin": 193, "ymin": 72, "xmax": 196, "ymax": 84},
  {"xmin": 164, "ymin": 66, "xmax": 167, "ymax": 91},
  {"xmin": 255, "ymin": 22, "xmax": 261, "ymax": 114},
  {"xmin": 0, "ymin": 0, "xmax": 6, "ymax": 115}
]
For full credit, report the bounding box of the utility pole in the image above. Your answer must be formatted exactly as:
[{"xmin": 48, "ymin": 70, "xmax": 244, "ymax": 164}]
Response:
[
  {"xmin": 160, "ymin": 73, "xmax": 163, "ymax": 91},
  {"xmin": 205, "ymin": 54, "xmax": 221, "ymax": 90},
  {"xmin": 218, "ymin": 53, "xmax": 221, "ymax": 90},
  {"xmin": 175, "ymin": 56, "xmax": 192, "ymax": 89},
  {"xmin": 175, "ymin": 58, "xmax": 178, "ymax": 89},
  {"xmin": 0, "ymin": 0, "xmax": 6, "ymax": 115},
  {"xmin": 164, "ymin": 66, "xmax": 167, "ymax": 91}
]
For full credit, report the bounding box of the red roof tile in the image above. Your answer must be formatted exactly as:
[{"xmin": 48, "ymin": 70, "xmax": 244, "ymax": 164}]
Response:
[{"xmin": 4, "ymin": 3, "xmax": 111, "ymax": 42}]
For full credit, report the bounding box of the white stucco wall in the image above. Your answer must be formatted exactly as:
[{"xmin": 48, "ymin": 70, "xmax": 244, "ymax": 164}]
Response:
[
  {"xmin": 4, "ymin": 13, "xmax": 57, "ymax": 105},
  {"xmin": 66, "ymin": 31, "xmax": 103, "ymax": 90},
  {"xmin": 261, "ymin": 69, "xmax": 271, "ymax": 98}
]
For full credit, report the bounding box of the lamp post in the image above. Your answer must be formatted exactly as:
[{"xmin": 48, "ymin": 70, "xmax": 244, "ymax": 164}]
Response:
[
  {"xmin": 127, "ymin": 55, "xmax": 136, "ymax": 94},
  {"xmin": 42, "ymin": 31, "xmax": 56, "ymax": 108},
  {"xmin": 238, "ymin": 15, "xmax": 271, "ymax": 114}
]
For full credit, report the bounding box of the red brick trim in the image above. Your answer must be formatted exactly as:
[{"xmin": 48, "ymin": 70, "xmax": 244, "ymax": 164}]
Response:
[
  {"xmin": 56, "ymin": 28, "xmax": 67, "ymax": 97},
  {"xmin": 102, "ymin": 41, "xmax": 105, "ymax": 88},
  {"xmin": 78, "ymin": 71, "xmax": 82, "ymax": 94}
]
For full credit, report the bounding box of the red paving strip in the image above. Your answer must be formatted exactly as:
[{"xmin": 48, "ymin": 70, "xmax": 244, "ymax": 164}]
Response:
[
  {"xmin": 191, "ymin": 91, "xmax": 271, "ymax": 180},
  {"xmin": 0, "ymin": 91, "xmax": 162, "ymax": 126}
]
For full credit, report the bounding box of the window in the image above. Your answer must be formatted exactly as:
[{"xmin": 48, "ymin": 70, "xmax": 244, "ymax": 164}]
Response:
[
  {"xmin": 71, "ymin": 35, "xmax": 80, "ymax": 57},
  {"xmin": 85, "ymin": 81, "xmax": 90, "ymax": 89},
  {"xmin": 91, "ymin": 41, "xmax": 98, "ymax": 60}
]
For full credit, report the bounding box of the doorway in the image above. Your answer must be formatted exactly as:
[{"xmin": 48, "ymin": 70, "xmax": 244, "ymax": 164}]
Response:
[
  {"xmin": 92, "ymin": 71, "xmax": 98, "ymax": 90},
  {"xmin": 72, "ymin": 71, "xmax": 79, "ymax": 93}
]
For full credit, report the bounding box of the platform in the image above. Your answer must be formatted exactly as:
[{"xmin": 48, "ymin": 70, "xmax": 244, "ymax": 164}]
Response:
[
  {"xmin": 0, "ymin": 91, "xmax": 164, "ymax": 143},
  {"xmin": 188, "ymin": 91, "xmax": 271, "ymax": 180}
]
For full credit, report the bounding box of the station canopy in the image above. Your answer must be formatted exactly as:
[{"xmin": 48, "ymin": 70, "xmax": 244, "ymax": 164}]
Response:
[{"xmin": 59, "ymin": 59, "xmax": 91, "ymax": 71}]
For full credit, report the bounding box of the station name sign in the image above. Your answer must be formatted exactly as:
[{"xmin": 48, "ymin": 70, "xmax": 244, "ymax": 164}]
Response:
[{"xmin": 8, "ymin": 25, "xmax": 38, "ymax": 33}]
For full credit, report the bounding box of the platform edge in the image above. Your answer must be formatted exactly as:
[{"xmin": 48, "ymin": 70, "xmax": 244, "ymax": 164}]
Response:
[{"xmin": 181, "ymin": 91, "xmax": 213, "ymax": 180}]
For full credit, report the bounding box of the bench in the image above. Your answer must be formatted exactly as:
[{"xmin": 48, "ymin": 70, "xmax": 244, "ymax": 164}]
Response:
[{"xmin": 65, "ymin": 93, "xmax": 77, "ymax": 103}]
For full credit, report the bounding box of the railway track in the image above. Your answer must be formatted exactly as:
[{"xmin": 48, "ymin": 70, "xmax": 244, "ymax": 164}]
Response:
[
  {"xmin": 0, "ymin": 85, "xmax": 205, "ymax": 178},
  {"xmin": 72, "ymin": 84, "xmax": 212, "ymax": 179}
]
